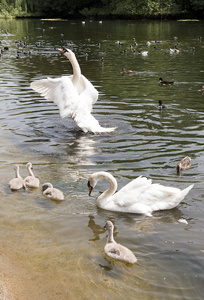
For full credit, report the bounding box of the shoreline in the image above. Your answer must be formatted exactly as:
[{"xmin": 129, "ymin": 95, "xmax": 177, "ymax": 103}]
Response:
[{"xmin": 1, "ymin": 13, "xmax": 203, "ymax": 21}]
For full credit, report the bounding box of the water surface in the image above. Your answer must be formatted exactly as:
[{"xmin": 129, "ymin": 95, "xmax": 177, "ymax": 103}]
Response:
[{"xmin": 0, "ymin": 18, "xmax": 204, "ymax": 299}]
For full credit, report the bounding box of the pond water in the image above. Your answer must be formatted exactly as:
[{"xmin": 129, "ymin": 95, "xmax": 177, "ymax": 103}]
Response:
[{"xmin": 0, "ymin": 18, "xmax": 204, "ymax": 299}]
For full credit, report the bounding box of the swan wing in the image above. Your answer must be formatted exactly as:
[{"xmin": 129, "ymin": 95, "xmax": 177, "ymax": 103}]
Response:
[
  {"xmin": 30, "ymin": 76, "xmax": 79, "ymax": 118},
  {"xmin": 79, "ymin": 75, "xmax": 98, "ymax": 105},
  {"xmin": 114, "ymin": 177, "xmax": 153, "ymax": 207},
  {"xmin": 114, "ymin": 177, "xmax": 193, "ymax": 211},
  {"xmin": 119, "ymin": 176, "xmax": 152, "ymax": 192}
]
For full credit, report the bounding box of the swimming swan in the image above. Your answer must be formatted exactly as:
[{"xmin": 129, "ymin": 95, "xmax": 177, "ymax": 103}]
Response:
[
  {"xmin": 42, "ymin": 183, "xmax": 64, "ymax": 201},
  {"xmin": 30, "ymin": 48, "xmax": 115, "ymax": 133},
  {"xmin": 87, "ymin": 171, "xmax": 194, "ymax": 216},
  {"xmin": 104, "ymin": 220, "xmax": 137, "ymax": 264},
  {"xmin": 9, "ymin": 165, "xmax": 25, "ymax": 191},
  {"xmin": 24, "ymin": 162, "xmax": 40, "ymax": 188}
]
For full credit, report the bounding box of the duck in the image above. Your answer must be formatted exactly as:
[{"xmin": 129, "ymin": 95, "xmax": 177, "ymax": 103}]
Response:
[
  {"xmin": 104, "ymin": 221, "xmax": 137, "ymax": 264},
  {"xmin": 9, "ymin": 165, "xmax": 25, "ymax": 191},
  {"xmin": 24, "ymin": 162, "xmax": 40, "ymax": 188},
  {"xmin": 176, "ymin": 156, "xmax": 191, "ymax": 174},
  {"xmin": 42, "ymin": 183, "xmax": 64, "ymax": 201},
  {"xmin": 121, "ymin": 68, "xmax": 135, "ymax": 75},
  {"xmin": 159, "ymin": 78, "xmax": 174, "ymax": 84},
  {"xmin": 87, "ymin": 171, "xmax": 194, "ymax": 216},
  {"xmin": 30, "ymin": 48, "xmax": 115, "ymax": 133},
  {"xmin": 158, "ymin": 100, "xmax": 165, "ymax": 109}
]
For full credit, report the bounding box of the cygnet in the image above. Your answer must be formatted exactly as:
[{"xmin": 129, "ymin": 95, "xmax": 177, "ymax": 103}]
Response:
[
  {"xmin": 9, "ymin": 165, "xmax": 25, "ymax": 190},
  {"xmin": 104, "ymin": 221, "xmax": 137, "ymax": 264},
  {"xmin": 42, "ymin": 183, "xmax": 64, "ymax": 201},
  {"xmin": 24, "ymin": 162, "xmax": 40, "ymax": 188}
]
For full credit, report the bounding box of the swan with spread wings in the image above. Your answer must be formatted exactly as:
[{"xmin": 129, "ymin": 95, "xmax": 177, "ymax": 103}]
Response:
[{"xmin": 30, "ymin": 48, "xmax": 115, "ymax": 133}]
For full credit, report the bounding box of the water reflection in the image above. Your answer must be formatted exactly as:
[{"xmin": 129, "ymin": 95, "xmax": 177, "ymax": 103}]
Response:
[
  {"xmin": 88, "ymin": 215, "xmax": 106, "ymax": 241},
  {"xmin": 66, "ymin": 135, "xmax": 98, "ymax": 164}
]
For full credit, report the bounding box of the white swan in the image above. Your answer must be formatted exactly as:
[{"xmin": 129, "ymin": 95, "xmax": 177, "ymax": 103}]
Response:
[
  {"xmin": 9, "ymin": 165, "xmax": 25, "ymax": 191},
  {"xmin": 87, "ymin": 171, "xmax": 194, "ymax": 216},
  {"xmin": 24, "ymin": 162, "xmax": 40, "ymax": 188},
  {"xmin": 42, "ymin": 183, "xmax": 64, "ymax": 201},
  {"xmin": 30, "ymin": 48, "xmax": 115, "ymax": 133},
  {"xmin": 104, "ymin": 221, "xmax": 137, "ymax": 264}
]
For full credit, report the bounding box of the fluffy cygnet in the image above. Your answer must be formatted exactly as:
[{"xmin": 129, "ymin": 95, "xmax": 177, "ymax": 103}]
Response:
[
  {"xmin": 104, "ymin": 221, "xmax": 137, "ymax": 264},
  {"xmin": 42, "ymin": 183, "xmax": 64, "ymax": 201},
  {"xmin": 176, "ymin": 156, "xmax": 191, "ymax": 174},
  {"xmin": 9, "ymin": 165, "xmax": 25, "ymax": 191},
  {"xmin": 24, "ymin": 162, "xmax": 40, "ymax": 188}
]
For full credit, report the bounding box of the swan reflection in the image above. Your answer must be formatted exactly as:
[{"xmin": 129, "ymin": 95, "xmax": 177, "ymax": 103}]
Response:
[{"xmin": 65, "ymin": 135, "xmax": 98, "ymax": 165}]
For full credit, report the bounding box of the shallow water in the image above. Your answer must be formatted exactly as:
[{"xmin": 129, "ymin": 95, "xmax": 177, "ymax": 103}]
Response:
[{"xmin": 0, "ymin": 18, "xmax": 204, "ymax": 299}]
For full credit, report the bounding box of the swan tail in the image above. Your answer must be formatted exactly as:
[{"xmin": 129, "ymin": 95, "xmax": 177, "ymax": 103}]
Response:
[
  {"xmin": 151, "ymin": 183, "xmax": 194, "ymax": 212},
  {"xmin": 94, "ymin": 126, "xmax": 116, "ymax": 133},
  {"xmin": 73, "ymin": 108, "xmax": 116, "ymax": 133},
  {"xmin": 181, "ymin": 184, "xmax": 194, "ymax": 198},
  {"xmin": 173, "ymin": 183, "xmax": 194, "ymax": 207}
]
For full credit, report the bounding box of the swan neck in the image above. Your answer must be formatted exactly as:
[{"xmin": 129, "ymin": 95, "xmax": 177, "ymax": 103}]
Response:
[
  {"xmin": 177, "ymin": 163, "xmax": 181, "ymax": 174},
  {"xmin": 15, "ymin": 168, "xmax": 20, "ymax": 178},
  {"xmin": 107, "ymin": 227, "xmax": 115, "ymax": 243},
  {"xmin": 96, "ymin": 172, "xmax": 117, "ymax": 202},
  {"xmin": 28, "ymin": 166, "xmax": 34, "ymax": 177},
  {"xmin": 65, "ymin": 52, "xmax": 81, "ymax": 83}
]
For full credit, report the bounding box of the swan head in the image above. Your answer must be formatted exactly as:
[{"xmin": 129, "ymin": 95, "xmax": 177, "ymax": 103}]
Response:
[
  {"xmin": 26, "ymin": 162, "xmax": 33, "ymax": 169},
  {"xmin": 87, "ymin": 172, "xmax": 104, "ymax": 196},
  {"xmin": 87, "ymin": 172, "xmax": 101, "ymax": 196},
  {"xmin": 104, "ymin": 220, "xmax": 114, "ymax": 231},
  {"xmin": 176, "ymin": 163, "xmax": 181, "ymax": 174},
  {"xmin": 14, "ymin": 164, "xmax": 20, "ymax": 172},
  {"xmin": 58, "ymin": 47, "xmax": 69, "ymax": 53},
  {"xmin": 42, "ymin": 182, "xmax": 53, "ymax": 191},
  {"xmin": 58, "ymin": 48, "xmax": 75, "ymax": 60}
]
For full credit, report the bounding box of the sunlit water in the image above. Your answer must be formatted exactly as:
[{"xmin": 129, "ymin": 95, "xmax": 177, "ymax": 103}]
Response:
[{"xmin": 0, "ymin": 18, "xmax": 204, "ymax": 299}]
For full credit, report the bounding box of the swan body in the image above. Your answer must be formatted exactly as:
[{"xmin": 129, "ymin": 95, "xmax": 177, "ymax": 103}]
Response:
[
  {"xmin": 9, "ymin": 165, "xmax": 25, "ymax": 190},
  {"xmin": 87, "ymin": 171, "xmax": 194, "ymax": 216},
  {"xmin": 42, "ymin": 183, "xmax": 64, "ymax": 201},
  {"xmin": 24, "ymin": 162, "xmax": 40, "ymax": 188},
  {"xmin": 30, "ymin": 48, "xmax": 115, "ymax": 133},
  {"xmin": 104, "ymin": 221, "xmax": 137, "ymax": 264},
  {"xmin": 177, "ymin": 156, "xmax": 191, "ymax": 174}
]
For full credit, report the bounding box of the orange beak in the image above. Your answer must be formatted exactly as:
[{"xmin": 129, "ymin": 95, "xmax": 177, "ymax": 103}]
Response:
[
  {"xmin": 89, "ymin": 186, "xmax": 93, "ymax": 196},
  {"xmin": 58, "ymin": 48, "xmax": 65, "ymax": 53}
]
